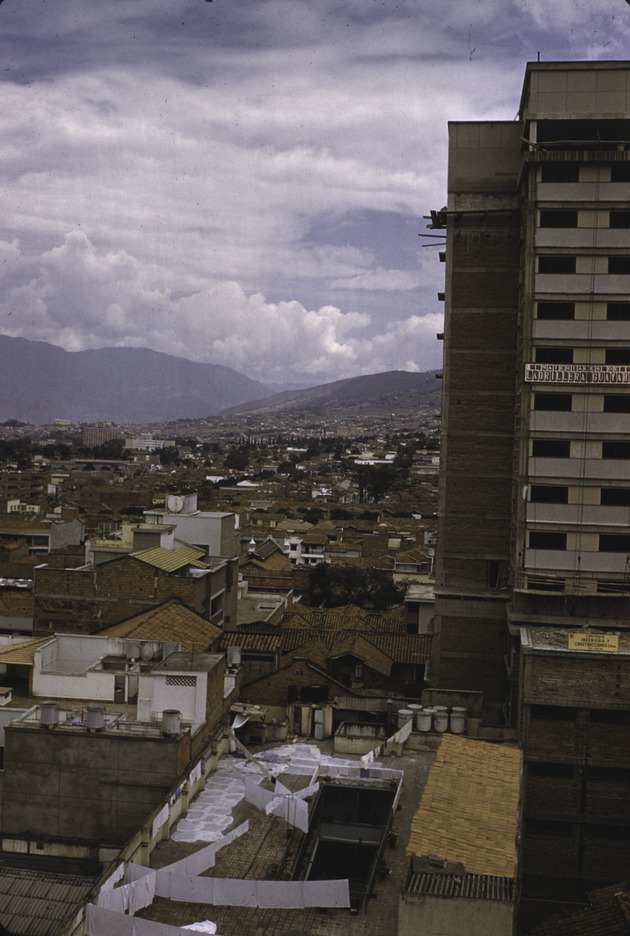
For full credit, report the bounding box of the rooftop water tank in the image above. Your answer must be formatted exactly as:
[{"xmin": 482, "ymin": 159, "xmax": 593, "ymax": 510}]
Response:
[
  {"xmin": 227, "ymin": 646, "xmax": 241, "ymax": 668},
  {"xmin": 162, "ymin": 709, "xmax": 182, "ymax": 738},
  {"xmin": 416, "ymin": 707, "xmax": 434, "ymax": 732},
  {"xmin": 449, "ymin": 707, "xmax": 467, "ymax": 735},
  {"xmin": 433, "ymin": 705, "xmax": 449, "ymax": 733},
  {"xmin": 397, "ymin": 708, "xmax": 414, "ymax": 729},
  {"xmin": 40, "ymin": 700, "xmax": 59, "ymax": 728},
  {"xmin": 86, "ymin": 705, "xmax": 106, "ymax": 733}
]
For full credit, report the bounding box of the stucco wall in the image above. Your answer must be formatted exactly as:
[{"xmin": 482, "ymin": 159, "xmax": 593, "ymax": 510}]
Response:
[{"xmin": 398, "ymin": 893, "xmax": 513, "ymax": 936}]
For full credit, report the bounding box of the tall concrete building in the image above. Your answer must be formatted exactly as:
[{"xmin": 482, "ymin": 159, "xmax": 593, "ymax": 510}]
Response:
[{"xmin": 434, "ymin": 61, "xmax": 630, "ymax": 920}]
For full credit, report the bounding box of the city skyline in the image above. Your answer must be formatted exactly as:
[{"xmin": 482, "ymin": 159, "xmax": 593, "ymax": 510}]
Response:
[{"xmin": 0, "ymin": 0, "xmax": 627, "ymax": 386}]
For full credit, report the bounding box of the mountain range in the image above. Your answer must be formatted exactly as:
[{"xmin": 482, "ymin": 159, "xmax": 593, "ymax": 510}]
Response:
[{"xmin": 0, "ymin": 334, "xmax": 440, "ymax": 425}]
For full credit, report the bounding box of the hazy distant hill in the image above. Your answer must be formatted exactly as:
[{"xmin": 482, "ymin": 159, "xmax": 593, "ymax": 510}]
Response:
[
  {"xmin": 224, "ymin": 369, "xmax": 442, "ymax": 419},
  {"xmin": 0, "ymin": 335, "xmax": 272, "ymax": 424}
]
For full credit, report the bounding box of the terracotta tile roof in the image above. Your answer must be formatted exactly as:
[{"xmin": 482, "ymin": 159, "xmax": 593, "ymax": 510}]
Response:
[
  {"xmin": 364, "ymin": 633, "xmax": 432, "ymax": 664},
  {"xmin": 99, "ymin": 600, "xmax": 222, "ymax": 652},
  {"xmin": 528, "ymin": 882, "xmax": 630, "ymax": 936},
  {"xmin": 0, "ymin": 592, "xmax": 34, "ymax": 619},
  {"xmin": 327, "ymin": 634, "xmax": 392, "ymax": 676},
  {"xmin": 395, "ymin": 546, "xmax": 430, "ymax": 563},
  {"xmin": 284, "ymin": 638, "xmax": 331, "ymax": 668},
  {"xmin": 240, "ymin": 551, "xmax": 291, "ymax": 571},
  {"xmin": 0, "ymin": 636, "xmax": 54, "ymax": 666},
  {"xmin": 407, "ymin": 733, "xmax": 520, "ymax": 878},
  {"xmin": 130, "ymin": 544, "xmax": 207, "ymax": 572}
]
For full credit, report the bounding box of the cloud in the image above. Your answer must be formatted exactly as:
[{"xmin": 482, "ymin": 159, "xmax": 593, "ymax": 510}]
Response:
[
  {"xmin": 0, "ymin": 0, "xmax": 627, "ymax": 392},
  {"xmin": 331, "ymin": 269, "xmax": 422, "ymax": 291},
  {"xmin": 0, "ymin": 232, "xmax": 441, "ymax": 384}
]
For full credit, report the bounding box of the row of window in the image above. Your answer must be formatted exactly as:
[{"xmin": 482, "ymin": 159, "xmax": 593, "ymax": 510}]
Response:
[
  {"xmin": 529, "ymin": 531, "xmax": 630, "ymax": 551},
  {"xmin": 532, "ymin": 438, "xmax": 630, "ymax": 459},
  {"xmin": 530, "ymin": 485, "xmax": 630, "ymax": 506},
  {"xmin": 537, "ymin": 301, "xmax": 630, "ymax": 320},
  {"xmin": 540, "ymin": 164, "xmax": 630, "ymax": 183},
  {"xmin": 538, "ymin": 256, "xmax": 630, "ymax": 274},
  {"xmin": 526, "ymin": 575, "xmax": 630, "ymax": 594},
  {"xmin": 535, "ymin": 347, "xmax": 630, "ymax": 364},
  {"xmin": 534, "ymin": 393, "xmax": 630, "ymax": 413},
  {"xmin": 539, "ymin": 209, "xmax": 630, "ymax": 228}
]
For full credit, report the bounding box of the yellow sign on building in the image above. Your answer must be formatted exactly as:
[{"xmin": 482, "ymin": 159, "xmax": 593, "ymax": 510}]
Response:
[{"xmin": 568, "ymin": 632, "xmax": 619, "ymax": 653}]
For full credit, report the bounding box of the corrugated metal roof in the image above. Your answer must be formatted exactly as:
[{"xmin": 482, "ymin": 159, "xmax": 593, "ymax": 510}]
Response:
[
  {"xmin": 131, "ymin": 544, "xmax": 207, "ymax": 572},
  {"xmin": 0, "ymin": 867, "xmax": 97, "ymax": 936},
  {"xmin": 406, "ymin": 871, "xmax": 513, "ymax": 902}
]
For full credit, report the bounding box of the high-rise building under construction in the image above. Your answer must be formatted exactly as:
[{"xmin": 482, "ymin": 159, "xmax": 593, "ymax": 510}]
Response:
[{"xmin": 434, "ymin": 61, "xmax": 630, "ymax": 919}]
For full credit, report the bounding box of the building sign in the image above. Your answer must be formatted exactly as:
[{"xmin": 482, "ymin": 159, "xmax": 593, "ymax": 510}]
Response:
[
  {"xmin": 568, "ymin": 632, "xmax": 619, "ymax": 653},
  {"xmin": 525, "ymin": 363, "xmax": 630, "ymax": 385}
]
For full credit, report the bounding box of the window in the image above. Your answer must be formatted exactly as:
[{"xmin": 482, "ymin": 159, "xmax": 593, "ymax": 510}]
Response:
[
  {"xmin": 599, "ymin": 534, "xmax": 630, "ymax": 552},
  {"xmin": 540, "ymin": 164, "xmax": 579, "ymax": 183},
  {"xmin": 530, "ymin": 485, "xmax": 569, "ymax": 503},
  {"xmin": 598, "ymin": 579, "xmax": 630, "ymax": 594},
  {"xmin": 537, "ymin": 302, "xmax": 575, "ymax": 320},
  {"xmin": 605, "ymin": 348, "xmax": 630, "ymax": 365},
  {"xmin": 611, "ymin": 164, "xmax": 630, "ymax": 182},
  {"xmin": 607, "ymin": 302, "xmax": 630, "ymax": 320},
  {"xmin": 535, "ymin": 347, "xmax": 573, "ymax": 364},
  {"xmin": 534, "ymin": 393, "xmax": 572, "ymax": 411},
  {"xmin": 527, "ymin": 819, "xmax": 573, "ymax": 837},
  {"xmin": 528, "ymin": 531, "xmax": 567, "ymax": 549},
  {"xmin": 589, "ymin": 708, "xmax": 630, "ymax": 725},
  {"xmin": 602, "ymin": 440, "xmax": 630, "ymax": 459},
  {"xmin": 609, "ymin": 210, "xmax": 630, "ymax": 228},
  {"xmin": 539, "ymin": 209, "xmax": 578, "ymax": 227},
  {"xmin": 603, "ymin": 395, "xmax": 630, "ymax": 413},
  {"xmin": 584, "ymin": 825, "xmax": 630, "ymax": 841},
  {"xmin": 608, "ymin": 256, "xmax": 630, "ymax": 274},
  {"xmin": 527, "ymin": 575, "xmax": 565, "ymax": 592},
  {"xmin": 528, "ymin": 762, "xmax": 574, "ymax": 779},
  {"xmin": 530, "ymin": 704, "xmax": 576, "ymax": 720},
  {"xmin": 601, "ymin": 487, "xmax": 630, "ymax": 506},
  {"xmin": 532, "ymin": 439, "xmax": 570, "ymax": 457},
  {"xmin": 538, "ymin": 256, "xmax": 577, "ymax": 274}
]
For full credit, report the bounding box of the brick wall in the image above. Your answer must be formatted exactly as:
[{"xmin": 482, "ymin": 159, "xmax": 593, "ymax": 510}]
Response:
[{"xmin": 34, "ymin": 555, "xmax": 208, "ymax": 634}]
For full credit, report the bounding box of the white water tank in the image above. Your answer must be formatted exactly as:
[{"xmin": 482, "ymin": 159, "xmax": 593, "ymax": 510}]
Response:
[
  {"xmin": 416, "ymin": 707, "xmax": 433, "ymax": 732},
  {"xmin": 86, "ymin": 705, "xmax": 105, "ymax": 732},
  {"xmin": 397, "ymin": 708, "xmax": 414, "ymax": 729},
  {"xmin": 39, "ymin": 701, "xmax": 59, "ymax": 728},
  {"xmin": 433, "ymin": 705, "xmax": 449, "ymax": 733},
  {"xmin": 227, "ymin": 646, "xmax": 241, "ymax": 667},
  {"xmin": 450, "ymin": 707, "xmax": 467, "ymax": 734},
  {"xmin": 162, "ymin": 709, "xmax": 182, "ymax": 737}
]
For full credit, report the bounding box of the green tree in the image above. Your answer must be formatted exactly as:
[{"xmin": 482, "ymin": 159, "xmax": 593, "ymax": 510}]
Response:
[
  {"xmin": 308, "ymin": 562, "xmax": 404, "ymax": 610},
  {"xmin": 224, "ymin": 447, "xmax": 249, "ymax": 471}
]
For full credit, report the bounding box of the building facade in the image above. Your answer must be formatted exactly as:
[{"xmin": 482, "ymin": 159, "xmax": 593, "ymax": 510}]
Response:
[{"xmin": 434, "ymin": 61, "xmax": 630, "ymax": 918}]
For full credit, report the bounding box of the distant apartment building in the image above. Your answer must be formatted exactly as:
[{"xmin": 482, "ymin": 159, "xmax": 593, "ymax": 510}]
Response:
[
  {"xmin": 124, "ymin": 433, "xmax": 172, "ymax": 452},
  {"xmin": 81, "ymin": 423, "xmax": 121, "ymax": 447},
  {"xmin": 434, "ymin": 61, "xmax": 630, "ymax": 920}
]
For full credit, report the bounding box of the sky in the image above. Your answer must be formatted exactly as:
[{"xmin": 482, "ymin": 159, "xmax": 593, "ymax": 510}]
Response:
[{"xmin": 0, "ymin": 1, "xmax": 628, "ymax": 388}]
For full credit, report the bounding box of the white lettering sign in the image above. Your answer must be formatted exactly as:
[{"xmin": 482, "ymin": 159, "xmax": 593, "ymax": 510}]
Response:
[{"xmin": 525, "ymin": 364, "xmax": 630, "ymax": 385}]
